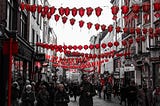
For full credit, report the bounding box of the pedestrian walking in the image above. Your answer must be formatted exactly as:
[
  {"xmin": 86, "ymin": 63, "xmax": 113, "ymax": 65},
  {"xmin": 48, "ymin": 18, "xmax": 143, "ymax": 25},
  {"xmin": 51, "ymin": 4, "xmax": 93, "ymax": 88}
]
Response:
[
  {"xmin": 21, "ymin": 84, "xmax": 35, "ymax": 106},
  {"xmin": 54, "ymin": 83, "xmax": 70, "ymax": 106},
  {"xmin": 36, "ymin": 85, "xmax": 49, "ymax": 106},
  {"xmin": 137, "ymin": 83, "xmax": 153, "ymax": 106},
  {"xmin": 126, "ymin": 81, "xmax": 138, "ymax": 106},
  {"xmin": 79, "ymin": 74, "xmax": 96, "ymax": 106},
  {"xmin": 119, "ymin": 84, "xmax": 127, "ymax": 106},
  {"xmin": 11, "ymin": 81, "xmax": 20, "ymax": 106}
]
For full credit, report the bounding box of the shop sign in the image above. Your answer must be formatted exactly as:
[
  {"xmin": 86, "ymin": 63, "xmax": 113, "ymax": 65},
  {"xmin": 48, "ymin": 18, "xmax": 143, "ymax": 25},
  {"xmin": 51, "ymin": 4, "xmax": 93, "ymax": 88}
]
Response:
[
  {"xmin": 150, "ymin": 57, "xmax": 160, "ymax": 62},
  {"xmin": 124, "ymin": 66, "xmax": 135, "ymax": 72},
  {"xmin": 35, "ymin": 53, "xmax": 45, "ymax": 61}
]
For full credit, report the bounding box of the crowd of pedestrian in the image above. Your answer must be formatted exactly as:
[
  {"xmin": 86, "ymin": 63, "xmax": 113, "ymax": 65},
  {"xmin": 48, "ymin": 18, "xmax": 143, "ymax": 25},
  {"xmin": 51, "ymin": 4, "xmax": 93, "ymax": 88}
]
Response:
[
  {"xmin": 11, "ymin": 74, "xmax": 97, "ymax": 106},
  {"xmin": 11, "ymin": 75, "xmax": 160, "ymax": 106}
]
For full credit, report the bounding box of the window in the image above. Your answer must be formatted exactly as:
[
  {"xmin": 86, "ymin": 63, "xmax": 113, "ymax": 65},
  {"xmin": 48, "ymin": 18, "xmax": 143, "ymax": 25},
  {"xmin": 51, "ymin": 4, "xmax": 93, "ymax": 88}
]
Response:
[
  {"xmin": 20, "ymin": 12, "xmax": 27, "ymax": 40},
  {"xmin": 8, "ymin": 0, "xmax": 17, "ymax": 30},
  {"xmin": 32, "ymin": 0, "xmax": 36, "ymax": 18},
  {"xmin": 32, "ymin": 29, "xmax": 35, "ymax": 46}
]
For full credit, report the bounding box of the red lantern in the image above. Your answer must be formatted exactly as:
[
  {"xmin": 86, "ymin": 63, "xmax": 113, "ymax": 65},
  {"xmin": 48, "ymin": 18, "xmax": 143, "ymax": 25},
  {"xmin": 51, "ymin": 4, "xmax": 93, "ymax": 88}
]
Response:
[
  {"xmin": 101, "ymin": 43, "xmax": 107, "ymax": 49},
  {"xmin": 141, "ymin": 36, "xmax": 146, "ymax": 42},
  {"xmin": 79, "ymin": 20, "xmax": 84, "ymax": 28},
  {"xmin": 79, "ymin": 7, "xmax": 85, "ymax": 17},
  {"xmin": 89, "ymin": 44, "xmax": 94, "ymax": 49},
  {"xmin": 68, "ymin": 45, "xmax": 73, "ymax": 50},
  {"xmin": 116, "ymin": 26, "xmax": 121, "ymax": 33},
  {"xmin": 149, "ymin": 27, "xmax": 153, "ymax": 34},
  {"xmin": 41, "ymin": 11, "xmax": 46, "ymax": 18},
  {"xmin": 84, "ymin": 45, "xmax": 88, "ymax": 50},
  {"xmin": 155, "ymin": 28, "xmax": 160, "ymax": 34},
  {"xmin": 37, "ymin": 5, "xmax": 42, "ymax": 13},
  {"xmin": 78, "ymin": 45, "xmax": 83, "ymax": 50},
  {"xmin": 62, "ymin": 16, "xmax": 68, "ymax": 24},
  {"xmin": 54, "ymin": 14, "xmax": 60, "ymax": 22},
  {"xmin": 143, "ymin": 13, "xmax": 149, "ymax": 23},
  {"xmin": 108, "ymin": 25, "xmax": 113, "ymax": 32},
  {"xmin": 58, "ymin": 7, "xmax": 65, "ymax": 16},
  {"xmin": 87, "ymin": 22, "xmax": 93, "ymax": 30},
  {"xmin": 65, "ymin": 7, "xmax": 70, "ymax": 16},
  {"xmin": 63, "ymin": 45, "xmax": 67, "ymax": 50},
  {"xmin": 95, "ymin": 23, "xmax": 100, "ymax": 31},
  {"xmin": 20, "ymin": 2, "xmax": 25, "ymax": 11},
  {"xmin": 101, "ymin": 24, "xmax": 106, "ymax": 31},
  {"xmin": 30, "ymin": 4, "xmax": 36, "ymax": 13},
  {"xmin": 43, "ymin": 6, "xmax": 49, "ymax": 13},
  {"xmin": 128, "ymin": 38, "xmax": 133, "ymax": 45},
  {"xmin": 149, "ymin": 34, "xmax": 154, "ymax": 39},
  {"xmin": 154, "ymin": 2, "xmax": 160, "ymax": 11},
  {"xmin": 142, "ymin": 28, "xmax": 148, "ymax": 34},
  {"xmin": 122, "ymin": 40, "xmax": 127, "ymax": 46},
  {"xmin": 108, "ymin": 42, "xmax": 113, "ymax": 48},
  {"xmin": 70, "ymin": 18, "xmax": 76, "ymax": 26},
  {"xmin": 95, "ymin": 7, "xmax": 102, "ymax": 17},
  {"xmin": 25, "ymin": 4, "xmax": 31, "ymax": 11},
  {"xmin": 136, "ymin": 37, "xmax": 140, "ymax": 43},
  {"xmin": 47, "ymin": 12, "xmax": 51, "ymax": 19},
  {"xmin": 111, "ymin": 5, "xmax": 119, "ymax": 15},
  {"xmin": 142, "ymin": 2, "xmax": 150, "ymax": 13},
  {"xmin": 130, "ymin": 28, "xmax": 135, "ymax": 34},
  {"xmin": 112, "ymin": 15, "xmax": 117, "ymax": 20},
  {"xmin": 121, "ymin": 5, "xmax": 129, "ymax": 14},
  {"xmin": 95, "ymin": 44, "xmax": 100, "ymax": 49},
  {"xmin": 154, "ymin": 12, "xmax": 160, "ymax": 18},
  {"xmin": 72, "ymin": 7, "xmax": 77, "ymax": 17},
  {"xmin": 114, "ymin": 41, "xmax": 119, "ymax": 47},
  {"xmin": 132, "ymin": 4, "xmax": 140, "ymax": 13},
  {"xmin": 86, "ymin": 7, "xmax": 93, "ymax": 17},
  {"xmin": 73, "ymin": 45, "xmax": 77, "ymax": 50},
  {"xmin": 123, "ymin": 27, "xmax": 128, "ymax": 33},
  {"xmin": 50, "ymin": 6, "xmax": 56, "ymax": 15},
  {"xmin": 135, "ymin": 27, "xmax": 141, "ymax": 34}
]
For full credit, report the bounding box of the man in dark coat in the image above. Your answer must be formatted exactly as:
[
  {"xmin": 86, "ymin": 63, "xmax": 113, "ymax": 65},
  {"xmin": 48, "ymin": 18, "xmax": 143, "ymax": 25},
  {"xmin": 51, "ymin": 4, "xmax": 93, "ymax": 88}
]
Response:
[{"xmin": 79, "ymin": 74, "xmax": 96, "ymax": 106}]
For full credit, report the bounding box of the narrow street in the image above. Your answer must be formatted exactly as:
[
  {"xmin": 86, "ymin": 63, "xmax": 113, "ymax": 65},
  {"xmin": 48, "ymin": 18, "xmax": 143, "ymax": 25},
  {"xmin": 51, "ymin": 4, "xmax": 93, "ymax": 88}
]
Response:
[{"xmin": 69, "ymin": 95, "xmax": 121, "ymax": 106}]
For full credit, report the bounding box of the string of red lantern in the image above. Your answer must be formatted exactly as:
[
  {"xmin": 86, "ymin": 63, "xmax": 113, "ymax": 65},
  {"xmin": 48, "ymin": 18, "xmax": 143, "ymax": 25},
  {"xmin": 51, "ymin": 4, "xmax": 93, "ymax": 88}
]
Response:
[{"xmin": 20, "ymin": 2, "xmax": 103, "ymax": 17}]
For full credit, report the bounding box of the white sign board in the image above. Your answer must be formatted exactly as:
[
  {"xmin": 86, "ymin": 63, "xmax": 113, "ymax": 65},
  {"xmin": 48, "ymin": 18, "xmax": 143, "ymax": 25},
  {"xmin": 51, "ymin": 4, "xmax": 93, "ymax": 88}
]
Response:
[{"xmin": 124, "ymin": 66, "xmax": 135, "ymax": 72}]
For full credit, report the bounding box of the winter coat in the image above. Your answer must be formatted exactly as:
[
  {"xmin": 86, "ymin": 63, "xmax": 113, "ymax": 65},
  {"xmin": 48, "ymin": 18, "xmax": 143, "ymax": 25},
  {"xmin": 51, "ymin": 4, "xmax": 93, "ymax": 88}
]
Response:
[
  {"xmin": 37, "ymin": 90, "xmax": 49, "ymax": 106},
  {"xmin": 21, "ymin": 91, "xmax": 35, "ymax": 106},
  {"xmin": 54, "ymin": 90, "xmax": 70, "ymax": 106},
  {"xmin": 137, "ymin": 88, "xmax": 153, "ymax": 106},
  {"xmin": 79, "ymin": 81, "xmax": 96, "ymax": 106}
]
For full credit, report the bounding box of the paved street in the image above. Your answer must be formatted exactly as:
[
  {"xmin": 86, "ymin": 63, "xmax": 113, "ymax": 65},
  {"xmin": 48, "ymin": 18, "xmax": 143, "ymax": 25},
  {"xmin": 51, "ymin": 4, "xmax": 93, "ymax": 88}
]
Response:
[{"xmin": 68, "ymin": 95, "xmax": 121, "ymax": 106}]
